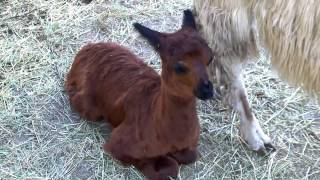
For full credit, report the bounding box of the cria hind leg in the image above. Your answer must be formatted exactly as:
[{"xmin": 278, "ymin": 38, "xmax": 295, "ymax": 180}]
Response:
[
  {"xmin": 213, "ymin": 62, "xmax": 275, "ymax": 155},
  {"xmin": 70, "ymin": 93, "xmax": 103, "ymax": 121},
  {"xmin": 105, "ymin": 140, "xmax": 178, "ymax": 179},
  {"xmin": 169, "ymin": 148, "xmax": 198, "ymax": 165}
]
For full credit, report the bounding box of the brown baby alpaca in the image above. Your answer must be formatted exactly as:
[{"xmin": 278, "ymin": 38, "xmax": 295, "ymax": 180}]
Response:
[{"xmin": 66, "ymin": 10, "xmax": 214, "ymax": 180}]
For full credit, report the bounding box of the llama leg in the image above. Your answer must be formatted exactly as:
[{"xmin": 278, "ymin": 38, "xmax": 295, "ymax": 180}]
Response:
[
  {"xmin": 134, "ymin": 156, "xmax": 179, "ymax": 180},
  {"xmin": 215, "ymin": 62, "xmax": 275, "ymax": 154},
  {"xmin": 169, "ymin": 148, "xmax": 198, "ymax": 165}
]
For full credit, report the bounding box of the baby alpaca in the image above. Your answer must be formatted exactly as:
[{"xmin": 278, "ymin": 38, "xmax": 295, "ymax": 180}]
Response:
[{"xmin": 66, "ymin": 10, "xmax": 214, "ymax": 180}]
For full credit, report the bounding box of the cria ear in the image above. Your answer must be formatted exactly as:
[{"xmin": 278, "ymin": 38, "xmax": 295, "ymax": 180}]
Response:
[
  {"xmin": 133, "ymin": 23, "xmax": 163, "ymax": 50},
  {"xmin": 182, "ymin": 9, "xmax": 196, "ymax": 30}
]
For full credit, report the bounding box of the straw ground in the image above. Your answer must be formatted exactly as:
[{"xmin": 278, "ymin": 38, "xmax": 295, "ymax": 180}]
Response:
[{"xmin": 0, "ymin": 0, "xmax": 319, "ymax": 179}]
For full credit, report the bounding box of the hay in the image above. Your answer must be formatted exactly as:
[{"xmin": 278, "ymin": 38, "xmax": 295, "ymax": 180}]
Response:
[{"xmin": 0, "ymin": 0, "xmax": 319, "ymax": 179}]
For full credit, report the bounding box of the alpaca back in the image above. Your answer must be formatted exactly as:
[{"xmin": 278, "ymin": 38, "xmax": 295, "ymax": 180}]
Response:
[{"xmin": 66, "ymin": 42, "xmax": 160, "ymax": 126}]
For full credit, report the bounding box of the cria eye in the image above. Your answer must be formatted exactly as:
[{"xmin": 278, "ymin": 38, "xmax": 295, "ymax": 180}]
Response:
[{"xmin": 173, "ymin": 62, "xmax": 189, "ymax": 75}]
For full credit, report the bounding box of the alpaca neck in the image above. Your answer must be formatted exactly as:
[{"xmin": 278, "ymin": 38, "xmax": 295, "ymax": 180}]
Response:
[
  {"xmin": 158, "ymin": 80, "xmax": 196, "ymax": 109},
  {"xmin": 153, "ymin": 80, "xmax": 198, "ymax": 140}
]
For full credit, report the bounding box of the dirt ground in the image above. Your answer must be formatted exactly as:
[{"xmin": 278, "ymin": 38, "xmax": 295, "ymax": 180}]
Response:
[{"xmin": 0, "ymin": 0, "xmax": 319, "ymax": 179}]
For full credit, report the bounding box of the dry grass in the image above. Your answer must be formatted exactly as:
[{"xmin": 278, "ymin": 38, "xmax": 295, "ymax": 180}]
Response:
[{"xmin": 0, "ymin": 0, "xmax": 319, "ymax": 179}]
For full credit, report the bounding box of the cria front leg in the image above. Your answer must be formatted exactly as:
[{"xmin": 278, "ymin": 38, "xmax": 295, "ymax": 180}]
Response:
[
  {"xmin": 103, "ymin": 126, "xmax": 137, "ymax": 165},
  {"xmin": 169, "ymin": 148, "xmax": 198, "ymax": 165},
  {"xmin": 134, "ymin": 156, "xmax": 179, "ymax": 180},
  {"xmin": 216, "ymin": 63, "xmax": 276, "ymax": 155}
]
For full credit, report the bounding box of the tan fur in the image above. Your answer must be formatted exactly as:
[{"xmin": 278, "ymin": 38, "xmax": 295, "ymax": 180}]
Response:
[
  {"xmin": 194, "ymin": 0, "xmax": 320, "ymax": 95},
  {"xmin": 252, "ymin": 0, "xmax": 320, "ymax": 95},
  {"xmin": 193, "ymin": 0, "xmax": 258, "ymax": 64},
  {"xmin": 193, "ymin": 0, "xmax": 320, "ymax": 153}
]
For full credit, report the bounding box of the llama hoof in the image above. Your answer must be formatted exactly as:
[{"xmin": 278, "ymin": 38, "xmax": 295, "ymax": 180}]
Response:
[
  {"xmin": 213, "ymin": 87, "xmax": 222, "ymax": 100},
  {"xmin": 81, "ymin": 0, "xmax": 92, "ymax": 4},
  {"xmin": 256, "ymin": 143, "xmax": 276, "ymax": 156},
  {"xmin": 263, "ymin": 143, "xmax": 277, "ymax": 154},
  {"xmin": 240, "ymin": 119, "xmax": 275, "ymax": 155},
  {"xmin": 265, "ymin": 143, "xmax": 276, "ymax": 151},
  {"xmin": 256, "ymin": 147, "xmax": 267, "ymax": 156}
]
